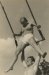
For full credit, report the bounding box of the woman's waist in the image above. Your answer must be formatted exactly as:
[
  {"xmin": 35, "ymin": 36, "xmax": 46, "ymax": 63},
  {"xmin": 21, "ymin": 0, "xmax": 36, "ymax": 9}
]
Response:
[{"xmin": 23, "ymin": 33, "xmax": 33, "ymax": 37}]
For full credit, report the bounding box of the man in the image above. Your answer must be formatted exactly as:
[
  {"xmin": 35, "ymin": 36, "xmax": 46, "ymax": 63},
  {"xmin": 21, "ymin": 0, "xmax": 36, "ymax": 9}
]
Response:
[
  {"xmin": 6, "ymin": 17, "xmax": 46, "ymax": 72},
  {"xmin": 21, "ymin": 49, "xmax": 42, "ymax": 75}
]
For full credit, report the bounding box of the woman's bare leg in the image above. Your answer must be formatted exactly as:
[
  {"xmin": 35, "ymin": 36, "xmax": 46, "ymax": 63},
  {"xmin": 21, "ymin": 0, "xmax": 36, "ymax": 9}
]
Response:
[
  {"xmin": 6, "ymin": 42, "xmax": 27, "ymax": 72},
  {"xmin": 28, "ymin": 37, "xmax": 43, "ymax": 56}
]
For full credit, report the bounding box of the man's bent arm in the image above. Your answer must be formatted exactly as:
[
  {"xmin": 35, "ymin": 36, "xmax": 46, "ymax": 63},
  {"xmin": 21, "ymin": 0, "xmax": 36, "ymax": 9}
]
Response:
[{"xmin": 32, "ymin": 54, "xmax": 41, "ymax": 72}]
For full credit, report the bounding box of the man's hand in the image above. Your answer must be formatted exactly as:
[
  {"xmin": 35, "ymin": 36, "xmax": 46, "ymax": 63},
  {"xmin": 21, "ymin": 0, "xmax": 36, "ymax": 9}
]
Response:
[
  {"xmin": 38, "ymin": 52, "xmax": 47, "ymax": 59},
  {"xmin": 42, "ymin": 52, "xmax": 47, "ymax": 58}
]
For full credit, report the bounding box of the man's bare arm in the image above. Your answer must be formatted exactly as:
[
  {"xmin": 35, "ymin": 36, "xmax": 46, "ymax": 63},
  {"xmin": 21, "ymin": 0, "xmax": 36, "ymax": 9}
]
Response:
[
  {"xmin": 32, "ymin": 54, "xmax": 41, "ymax": 70},
  {"xmin": 30, "ymin": 54, "xmax": 41, "ymax": 75}
]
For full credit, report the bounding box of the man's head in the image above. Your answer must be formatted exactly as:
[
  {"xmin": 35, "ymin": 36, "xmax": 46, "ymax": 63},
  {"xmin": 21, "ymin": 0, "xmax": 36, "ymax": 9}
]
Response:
[
  {"xmin": 20, "ymin": 17, "xmax": 29, "ymax": 27},
  {"xmin": 25, "ymin": 56, "xmax": 35, "ymax": 67}
]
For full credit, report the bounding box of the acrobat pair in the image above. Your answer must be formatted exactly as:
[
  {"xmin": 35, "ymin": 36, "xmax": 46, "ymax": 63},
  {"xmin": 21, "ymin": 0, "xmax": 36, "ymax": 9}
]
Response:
[{"xmin": 6, "ymin": 17, "xmax": 46, "ymax": 74}]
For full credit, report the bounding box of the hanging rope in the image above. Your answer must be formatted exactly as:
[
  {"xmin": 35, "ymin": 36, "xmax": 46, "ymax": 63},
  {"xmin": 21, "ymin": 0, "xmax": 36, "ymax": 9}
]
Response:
[
  {"xmin": 25, "ymin": 0, "xmax": 45, "ymax": 43},
  {"xmin": 0, "ymin": 1, "xmax": 18, "ymax": 46}
]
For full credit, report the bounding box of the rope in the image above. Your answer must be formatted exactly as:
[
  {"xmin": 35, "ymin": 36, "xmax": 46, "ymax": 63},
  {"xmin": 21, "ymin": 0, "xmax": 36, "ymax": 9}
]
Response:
[
  {"xmin": 0, "ymin": 1, "xmax": 18, "ymax": 46},
  {"xmin": 25, "ymin": 0, "xmax": 45, "ymax": 41}
]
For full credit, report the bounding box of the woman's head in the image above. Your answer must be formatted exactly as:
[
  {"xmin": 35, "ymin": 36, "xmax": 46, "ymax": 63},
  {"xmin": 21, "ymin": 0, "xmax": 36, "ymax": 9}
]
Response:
[
  {"xmin": 20, "ymin": 17, "xmax": 29, "ymax": 27},
  {"xmin": 25, "ymin": 56, "xmax": 35, "ymax": 67}
]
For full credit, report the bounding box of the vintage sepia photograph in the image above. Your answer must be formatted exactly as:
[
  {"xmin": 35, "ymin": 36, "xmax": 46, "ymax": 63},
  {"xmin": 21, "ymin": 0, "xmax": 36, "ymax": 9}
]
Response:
[{"xmin": 0, "ymin": 0, "xmax": 49, "ymax": 75}]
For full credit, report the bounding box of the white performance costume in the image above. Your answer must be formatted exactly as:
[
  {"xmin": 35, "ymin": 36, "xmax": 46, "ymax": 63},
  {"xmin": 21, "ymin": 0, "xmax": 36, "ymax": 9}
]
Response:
[
  {"xmin": 21, "ymin": 33, "xmax": 33, "ymax": 44},
  {"xmin": 18, "ymin": 33, "xmax": 33, "ymax": 44}
]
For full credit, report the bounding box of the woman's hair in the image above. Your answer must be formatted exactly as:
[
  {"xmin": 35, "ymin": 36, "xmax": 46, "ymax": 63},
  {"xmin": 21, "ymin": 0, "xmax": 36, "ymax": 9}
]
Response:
[
  {"xmin": 27, "ymin": 56, "xmax": 35, "ymax": 62},
  {"xmin": 20, "ymin": 17, "xmax": 29, "ymax": 27}
]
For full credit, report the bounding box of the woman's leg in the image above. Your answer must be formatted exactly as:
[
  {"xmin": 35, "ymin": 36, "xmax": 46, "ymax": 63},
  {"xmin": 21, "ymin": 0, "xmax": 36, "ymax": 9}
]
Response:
[
  {"xmin": 28, "ymin": 37, "xmax": 43, "ymax": 56},
  {"xmin": 6, "ymin": 42, "xmax": 28, "ymax": 72},
  {"xmin": 15, "ymin": 42, "xmax": 29, "ymax": 56}
]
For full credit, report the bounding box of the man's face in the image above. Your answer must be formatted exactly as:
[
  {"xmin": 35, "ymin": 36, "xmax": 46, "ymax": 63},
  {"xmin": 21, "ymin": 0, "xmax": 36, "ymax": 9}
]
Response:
[{"xmin": 25, "ymin": 58, "xmax": 34, "ymax": 67}]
